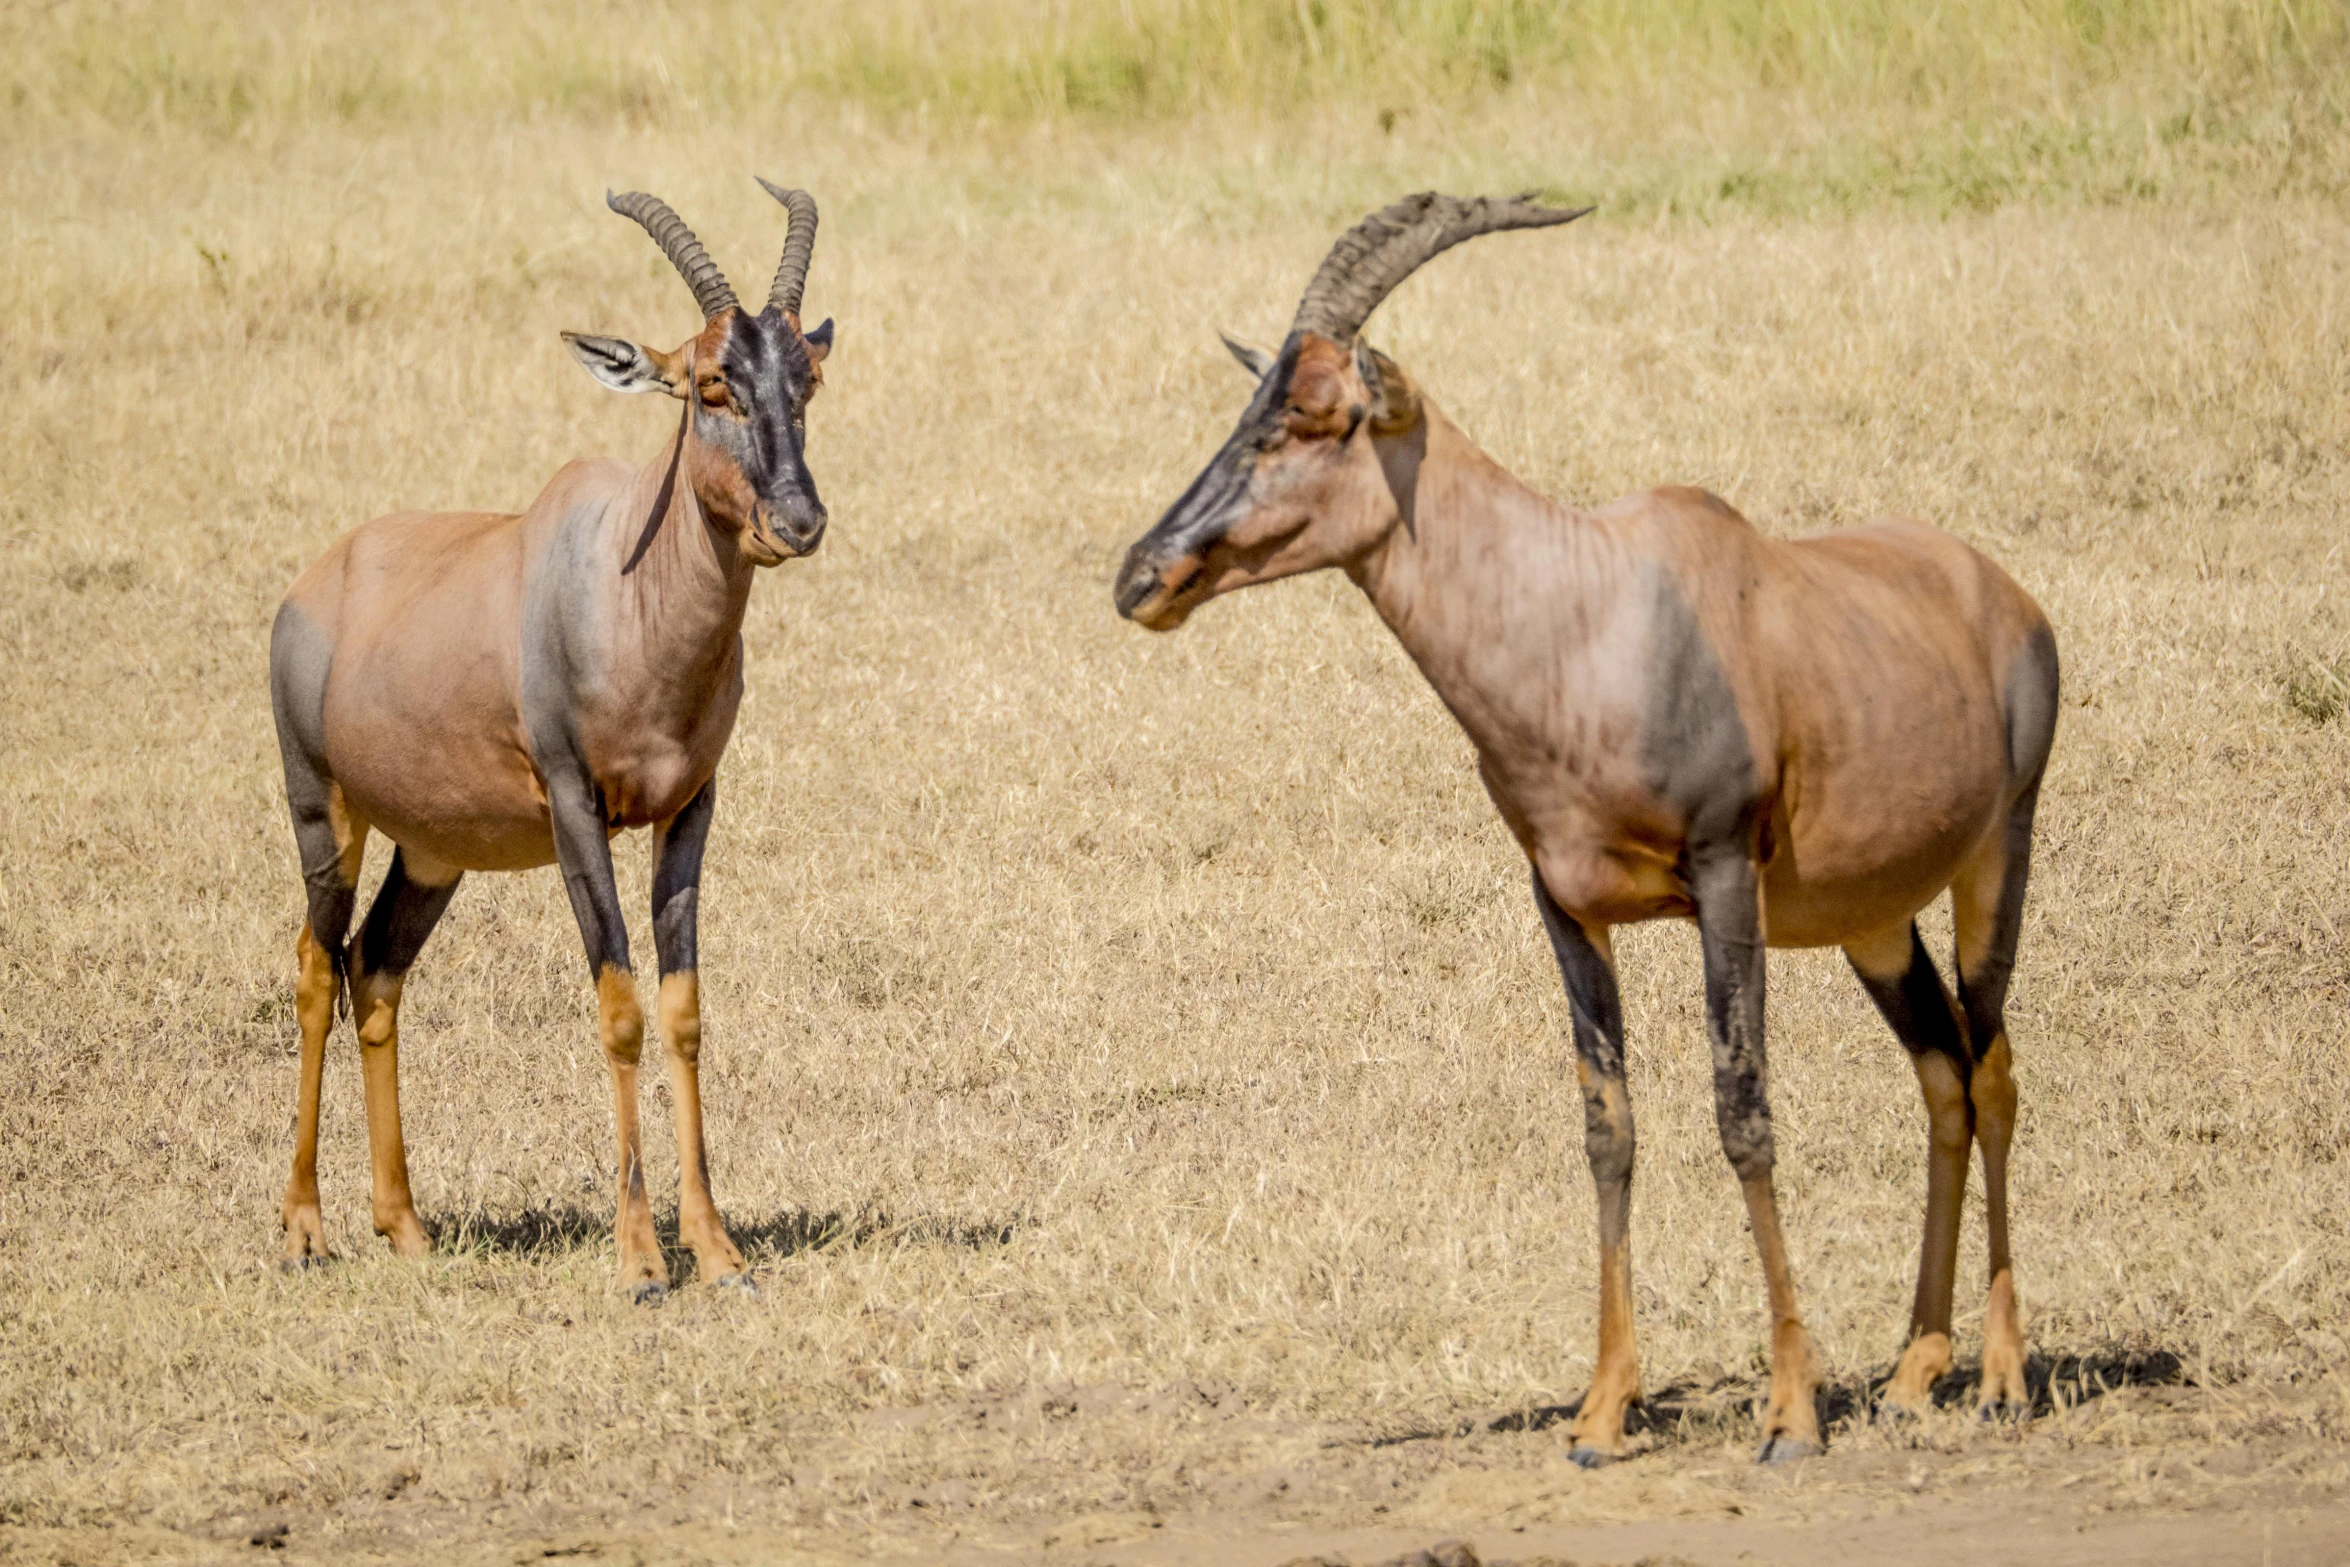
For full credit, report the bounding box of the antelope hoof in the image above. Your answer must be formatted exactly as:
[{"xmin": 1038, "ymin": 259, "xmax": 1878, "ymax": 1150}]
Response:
[
  {"xmin": 281, "ymin": 1210, "xmax": 331, "ymax": 1266},
  {"xmin": 376, "ymin": 1212, "xmax": 433, "ymax": 1258},
  {"xmin": 712, "ymin": 1271, "xmax": 759, "ymax": 1298},
  {"xmin": 278, "ymin": 1254, "xmax": 331, "ymax": 1273},
  {"xmin": 630, "ymin": 1280, "xmax": 669, "ymax": 1307},
  {"xmin": 1977, "ymin": 1351, "xmax": 2031, "ymax": 1422},
  {"xmin": 1567, "ymin": 1443, "xmax": 1618, "ymax": 1470},
  {"xmin": 1755, "ymin": 1434, "xmax": 1823, "ymax": 1465}
]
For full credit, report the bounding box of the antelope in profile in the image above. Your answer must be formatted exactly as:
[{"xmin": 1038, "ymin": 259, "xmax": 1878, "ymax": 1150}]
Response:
[
  {"xmin": 1115, "ymin": 194, "xmax": 2058, "ymax": 1462},
  {"xmin": 271, "ymin": 180, "xmax": 835, "ymax": 1301}
]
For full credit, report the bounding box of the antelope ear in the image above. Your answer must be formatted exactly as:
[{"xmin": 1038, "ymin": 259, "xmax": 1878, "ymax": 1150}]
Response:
[
  {"xmin": 1355, "ymin": 341, "xmax": 1420, "ymax": 434},
  {"xmin": 1219, "ymin": 331, "xmax": 1277, "ymax": 379},
  {"xmin": 802, "ymin": 317, "xmax": 834, "ymax": 363},
  {"xmin": 562, "ymin": 332, "xmax": 686, "ymax": 398}
]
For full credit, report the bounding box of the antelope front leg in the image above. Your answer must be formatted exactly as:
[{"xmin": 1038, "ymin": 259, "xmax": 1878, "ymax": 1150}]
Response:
[
  {"xmin": 1533, "ymin": 872, "xmax": 1641, "ymax": 1466},
  {"xmin": 652, "ymin": 780, "xmax": 749, "ymax": 1288},
  {"xmin": 1693, "ymin": 847, "xmax": 1821, "ymax": 1463},
  {"xmin": 550, "ymin": 777, "xmax": 667, "ymax": 1302}
]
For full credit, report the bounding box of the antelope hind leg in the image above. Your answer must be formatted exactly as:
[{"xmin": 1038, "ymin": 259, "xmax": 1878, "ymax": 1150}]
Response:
[
  {"xmin": 1955, "ymin": 785, "xmax": 2042, "ymax": 1419},
  {"xmin": 350, "ymin": 847, "xmax": 462, "ymax": 1258},
  {"xmin": 1845, "ymin": 920, "xmax": 1973, "ymax": 1416},
  {"xmin": 279, "ymin": 770, "xmax": 366, "ymax": 1265}
]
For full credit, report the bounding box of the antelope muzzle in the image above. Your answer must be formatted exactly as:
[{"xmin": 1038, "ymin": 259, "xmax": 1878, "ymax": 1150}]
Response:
[
  {"xmin": 1112, "ymin": 541, "xmax": 1205, "ymax": 630},
  {"xmin": 748, "ymin": 496, "xmax": 827, "ymax": 563}
]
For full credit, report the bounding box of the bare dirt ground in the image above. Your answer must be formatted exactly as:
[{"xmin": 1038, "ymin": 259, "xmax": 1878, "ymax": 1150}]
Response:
[
  {"xmin": 11, "ymin": 1376, "xmax": 2350, "ymax": 1565},
  {"xmin": 5, "ymin": 9, "xmax": 2350, "ymax": 1564}
]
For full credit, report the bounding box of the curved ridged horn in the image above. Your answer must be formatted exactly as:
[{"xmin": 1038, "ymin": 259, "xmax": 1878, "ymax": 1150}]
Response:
[
  {"xmin": 606, "ymin": 189, "xmax": 739, "ymax": 319},
  {"xmin": 1290, "ymin": 190, "xmax": 1592, "ymax": 346},
  {"xmin": 755, "ymin": 177, "xmax": 819, "ymax": 319}
]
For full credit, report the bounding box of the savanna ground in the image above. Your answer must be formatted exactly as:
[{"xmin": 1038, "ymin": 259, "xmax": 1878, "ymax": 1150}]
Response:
[{"xmin": 5, "ymin": 2, "xmax": 2350, "ymax": 1562}]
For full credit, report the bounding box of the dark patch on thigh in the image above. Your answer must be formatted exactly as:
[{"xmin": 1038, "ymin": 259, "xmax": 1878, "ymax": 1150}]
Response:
[
  {"xmin": 1642, "ymin": 570, "xmax": 1762, "ymax": 849},
  {"xmin": 271, "ymin": 600, "xmax": 360, "ymax": 949},
  {"xmin": 270, "ymin": 600, "xmax": 335, "ymax": 780},
  {"xmin": 2002, "ymin": 621, "xmax": 2060, "ymax": 786}
]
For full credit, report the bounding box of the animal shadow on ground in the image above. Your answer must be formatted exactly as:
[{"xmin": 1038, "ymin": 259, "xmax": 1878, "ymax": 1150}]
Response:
[
  {"xmin": 430, "ymin": 1204, "xmax": 1026, "ymax": 1283},
  {"xmin": 1367, "ymin": 1344, "xmax": 2192, "ymax": 1454}
]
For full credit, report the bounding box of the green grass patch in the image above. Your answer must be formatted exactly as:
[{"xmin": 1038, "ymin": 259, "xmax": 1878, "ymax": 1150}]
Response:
[{"xmin": 8, "ymin": 0, "xmax": 2348, "ymax": 213}]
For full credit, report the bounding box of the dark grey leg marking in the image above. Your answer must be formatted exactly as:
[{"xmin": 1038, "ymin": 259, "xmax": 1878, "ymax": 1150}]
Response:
[
  {"xmin": 651, "ymin": 777, "xmax": 715, "ymax": 980},
  {"xmin": 1691, "ymin": 846, "xmax": 1771, "ymax": 1182},
  {"xmin": 1533, "ymin": 870, "xmax": 1633, "ymax": 1188},
  {"xmin": 271, "ymin": 602, "xmax": 356, "ymax": 966},
  {"xmin": 547, "ymin": 774, "xmax": 631, "ymax": 977},
  {"xmin": 355, "ymin": 850, "xmax": 463, "ymax": 980},
  {"xmin": 1533, "ymin": 869, "xmax": 1642, "ymax": 1467},
  {"xmin": 1850, "ymin": 924, "xmax": 1972, "ymax": 1072},
  {"xmin": 1958, "ymin": 781, "xmax": 2041, "ymax": 1044}
]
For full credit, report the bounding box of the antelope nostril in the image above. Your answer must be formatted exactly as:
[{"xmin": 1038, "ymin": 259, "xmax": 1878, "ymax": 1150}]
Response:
[
  {"xmin": 1113, "ymin": 563, "xmax": 1157, "ymax": 617},
  {"xmin": 1115, "ymin": 553, "xmax": 1188, "ymax": 617}
]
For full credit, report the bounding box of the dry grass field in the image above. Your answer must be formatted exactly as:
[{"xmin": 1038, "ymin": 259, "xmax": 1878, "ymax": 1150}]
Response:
[{"xmin": 5, "ymin": 3, "xmax": 2350, "ymax": 1562}]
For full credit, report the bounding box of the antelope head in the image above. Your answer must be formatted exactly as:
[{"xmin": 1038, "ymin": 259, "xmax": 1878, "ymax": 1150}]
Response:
[
  {"xmin": 1114, "ymin": 192, "xmax": 1589, "ymax": 629},
  {"xmin": 564, "ymin": 180, "xmax": 835, "ymax": 566}
]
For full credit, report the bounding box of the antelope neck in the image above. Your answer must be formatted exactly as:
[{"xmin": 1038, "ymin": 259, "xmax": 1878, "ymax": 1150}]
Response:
[
  {"xmin": 1347, "ymin": 403, "xmax": 1624, "ymax": 683},
  {"xmin": 608, "ymin": 409, "xmax": 755, "ymax": 703}
]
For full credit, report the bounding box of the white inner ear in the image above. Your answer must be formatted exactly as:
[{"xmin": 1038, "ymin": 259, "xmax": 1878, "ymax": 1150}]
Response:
[
  {"xmin": 562, "ymin": 332, "xmax": 670, "ymax": 395},
  {"xmin": 1219, "ymin": 331, "xmax": 1276, "ymax": 379}
]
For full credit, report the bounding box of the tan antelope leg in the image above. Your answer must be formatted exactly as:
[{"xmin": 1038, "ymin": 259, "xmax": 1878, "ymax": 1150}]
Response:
[
  {"xmin": 547, "ymin": 772, "xmax": 670, "ymax": 1299},
  {"xmin": 282, "ymin": 788, "xmax": 367, "ymax": 1264},
  {"xmin": 1845, "ymin": 920, "xmax": 1974, "ymax": 1414},
  {"xmin": 350, "ymin": 847, "xmax": 463, "ymax": 1258},
  {"xmin": 1532, "ymin": 874, "xmax": 1641, "ymax": 1464},
  {"xmin": 1740, "ymin": 1173, "xmax": 1824, "ymax": 1457},
  {"xmin": 650, "ymin": 781, "xmax": 749, "ymax": 1287},
  {"xmin": 1953, "ymin": 786, "xmax": 2041, "ymax": 1418},
  {"xmin": 1693, "ymin": 848, "xmax": 1821, "ymax": 1462},
  {"xmin": 283, "ymin": 925, "xmax": 343, "ymax": 1262},
  {"xmin": 597, "ymin": 965, "xmax": 668, "ymax": 1298},
  {"xmin": 659, "ymin": 973, "xmax": 747, "ymax": 1282}
]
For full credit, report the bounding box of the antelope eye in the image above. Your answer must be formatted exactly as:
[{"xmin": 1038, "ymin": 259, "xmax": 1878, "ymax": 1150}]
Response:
[{"xmin": 699, "ymin": 378, "xmax": 733, "ymax": 409}]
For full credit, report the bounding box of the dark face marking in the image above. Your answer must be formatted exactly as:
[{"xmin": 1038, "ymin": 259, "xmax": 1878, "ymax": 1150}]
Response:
[
  {"xmin": 1113, "ymin": 340, "xmax": 1303, "ymax": 620},
  {"xmin": 696, "ymin": 308, "xmax": 829, "ymax": 556}
]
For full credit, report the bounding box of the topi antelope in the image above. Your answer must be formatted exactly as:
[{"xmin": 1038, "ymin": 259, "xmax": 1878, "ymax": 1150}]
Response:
[
  {"xmin": 1115, "ymin": 193, "xmax": 2058, "ymax": 1462},
  {"xmin": 270, "ymin": 179, "xmax": 835, "ymax": 1300}
]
